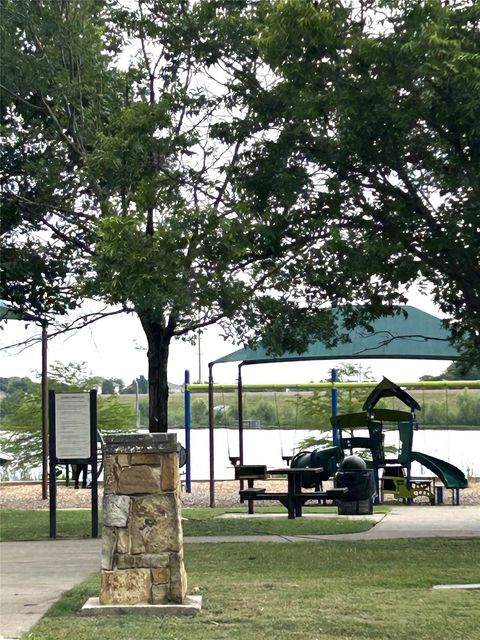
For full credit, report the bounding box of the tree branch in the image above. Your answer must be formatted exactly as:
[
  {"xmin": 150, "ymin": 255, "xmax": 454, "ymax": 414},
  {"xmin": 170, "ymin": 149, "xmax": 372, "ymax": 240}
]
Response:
[
  {"xmin": 0, "ymin": 307, "xmax": 133, "ymax": 353},
  {"xmin": 354, "ymin": 330, "xmax": 451, "ymax": 357}
]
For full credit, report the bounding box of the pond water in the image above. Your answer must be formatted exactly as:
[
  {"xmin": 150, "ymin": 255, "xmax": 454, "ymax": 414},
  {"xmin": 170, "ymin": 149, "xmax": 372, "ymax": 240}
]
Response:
[{"xmin": 172, "ymin": 428, "xmax": 480, "ymax": 481}]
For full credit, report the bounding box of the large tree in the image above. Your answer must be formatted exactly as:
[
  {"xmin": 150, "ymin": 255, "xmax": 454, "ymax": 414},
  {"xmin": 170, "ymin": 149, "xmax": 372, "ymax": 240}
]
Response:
[
  {"xmin": 235, "ymin": 0, "xmax": 480, "ymax": 365},
  {"xmin": 1, "ymin": 0, "xmax": 371, "ymax": 432}
]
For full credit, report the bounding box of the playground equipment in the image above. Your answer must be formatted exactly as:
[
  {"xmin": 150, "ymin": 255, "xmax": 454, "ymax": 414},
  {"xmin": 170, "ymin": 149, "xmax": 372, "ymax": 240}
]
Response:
[
  {"xmin": 291, "ymin": 446, "xmax": 341, "ymax": 487},
  {"xmin": 185, "ymin": 376, "xmax": 479, "ymax": 507},
  {"xmin": 293, "ymin": 378, "xmax": 468, "ymax": 505}
]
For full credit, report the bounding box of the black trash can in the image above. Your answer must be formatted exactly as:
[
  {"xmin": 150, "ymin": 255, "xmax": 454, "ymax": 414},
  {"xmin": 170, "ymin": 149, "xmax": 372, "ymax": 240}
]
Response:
[{"xmin": 334, "ymin": 455, "xmax": 376, "ymax": 515}]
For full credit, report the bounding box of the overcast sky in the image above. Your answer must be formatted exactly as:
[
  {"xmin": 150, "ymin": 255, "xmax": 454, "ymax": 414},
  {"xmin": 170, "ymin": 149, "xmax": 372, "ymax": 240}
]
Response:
[{"xmin": 0, "ymin": 288, "xmax": 452, "ymax": 387}]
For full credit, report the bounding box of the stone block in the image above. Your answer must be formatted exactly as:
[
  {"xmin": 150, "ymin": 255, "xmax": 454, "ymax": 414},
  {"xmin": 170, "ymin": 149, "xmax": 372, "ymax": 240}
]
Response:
[
  {"xmin": 130, "ymin": 494, "xmax": 181, "ymax": 554},
  {"xmin": 115, "ymin": 553, "xmax": 170, "ymax": 569},
  {"xmin": 100, "ymin": 569, "xmax": 151, "ymax": 605},
  {"xmin": 169, "ymin": 550, "xmax": 188, "ymax": 603},
  {"xmin": 130, "ymin": 453, "xmax": 163, "ymax": 465},
  {"xmin": 101, "ymin": 527, "xmax": 117, "ymax": 570},
  {"xmin": 103, "ymin": 456, "xmax": 117, "ymax": 495},
  {"xmin": 151, "ymin": 583, "xmax": 169, "ymax": 604},
  {"xmin": 116, "ymin": 528, "xmax": 130, "ymax": 554},
  {"xmin": 117, "ymin": 465, "xmax": 162, "ymax": 495},
  {"xmin": 103, "ymin": 494, "xmax": 130, "ymax": 527},
  {"xmin": 116, "ymin": 454, "xmax": 130, "ymax": 467},
  {"xmin": 160, "ymin": 453, "xmax": 180, "ymax": 492},
  {"xmin": 151, "ymin": 566, "xmax": 170, "ymax": 584}
]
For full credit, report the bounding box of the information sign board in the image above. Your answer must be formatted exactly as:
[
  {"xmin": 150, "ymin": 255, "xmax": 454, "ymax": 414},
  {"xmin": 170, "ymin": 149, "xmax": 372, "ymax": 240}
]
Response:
[{"xmin": 55, "ymin": 393, "xmax": 91, "ymax": 459}]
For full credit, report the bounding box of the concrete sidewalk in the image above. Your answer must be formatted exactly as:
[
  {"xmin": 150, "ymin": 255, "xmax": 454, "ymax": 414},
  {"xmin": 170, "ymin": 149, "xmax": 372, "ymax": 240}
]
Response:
[
  {"xmin": 1, "ymin": 505, "xmax": 479, "ymax": 638},
  {"xmin": 0, "ymin": 539, "xmax": 100, "ymax": 639},
  {"xmin": 185, "ymin": 505, "xmax": 480, "ymax": 543},
  {"xmin": 285, "ymin": 505, "xmax": 480, "ymax": 542}
]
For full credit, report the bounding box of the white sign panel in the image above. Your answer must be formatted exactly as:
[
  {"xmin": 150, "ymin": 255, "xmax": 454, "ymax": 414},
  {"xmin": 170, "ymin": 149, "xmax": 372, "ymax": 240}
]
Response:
[{"xmin": 55, "ymin": 394, "xmax": 91, "ymax": 459}]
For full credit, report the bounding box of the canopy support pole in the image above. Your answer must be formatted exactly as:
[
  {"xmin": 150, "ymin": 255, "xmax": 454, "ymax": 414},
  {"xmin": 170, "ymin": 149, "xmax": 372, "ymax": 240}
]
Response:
[
  {"xmin": 238, "ymin": 364, "xmax": 244, "ymax": 466},
  {"xmin": 41, "ymin": 321, "xmax": 48, "ymax": 500},
  {"xmin": 208, "ymin": 362, "xmax": 215, "ymax": 507},
  {"xmin": 331, "ymin": 368, "xmax": 339, "ymax": 447},
  {"xmin": 184, "ymin": 369, "xmax": 191, "ymax": 493}
]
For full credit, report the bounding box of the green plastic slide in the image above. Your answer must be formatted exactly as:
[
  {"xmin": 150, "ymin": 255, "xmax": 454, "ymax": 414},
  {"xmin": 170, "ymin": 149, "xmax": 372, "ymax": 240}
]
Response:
[{"xmin": 411, "ymin": 451, "xmax": 468, "ymax": 489}]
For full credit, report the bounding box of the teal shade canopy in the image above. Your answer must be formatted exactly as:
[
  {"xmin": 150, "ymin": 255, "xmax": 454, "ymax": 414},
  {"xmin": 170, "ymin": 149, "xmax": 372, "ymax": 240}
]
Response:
[
  {"xmin": 213, "ymin": 306, "xmax": 459, "ymax": 365},
  {"xmin": 0, "ymin": 300, "xmax": 38, "ymax": 321}
]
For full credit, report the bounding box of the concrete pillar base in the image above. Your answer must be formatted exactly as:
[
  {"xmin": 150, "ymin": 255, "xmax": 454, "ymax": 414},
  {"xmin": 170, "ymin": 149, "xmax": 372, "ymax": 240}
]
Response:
[{"xmin": 81, "ymin": 595, "xmax": 202, "ymax": 616}]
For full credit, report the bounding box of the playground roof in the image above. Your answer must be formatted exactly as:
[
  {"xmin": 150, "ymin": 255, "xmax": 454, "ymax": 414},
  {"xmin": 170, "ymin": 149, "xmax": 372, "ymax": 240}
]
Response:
[
  {"xmin": 212, "ymin": 306, "xmax": 460, "ymax": 366},
  {"xmin": 363, "ymin": 377, "xmax": 421, "ymax": 412},
  {"xmin": 0, "ymin": 300, "xmax": 37, "ymax": 322}
]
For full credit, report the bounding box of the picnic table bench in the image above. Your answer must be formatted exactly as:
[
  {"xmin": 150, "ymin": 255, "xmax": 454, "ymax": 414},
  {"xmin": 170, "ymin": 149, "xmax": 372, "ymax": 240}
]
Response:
[{"xmin": 235, "ymin": 464, "xmax": 347, "ymax": 519}]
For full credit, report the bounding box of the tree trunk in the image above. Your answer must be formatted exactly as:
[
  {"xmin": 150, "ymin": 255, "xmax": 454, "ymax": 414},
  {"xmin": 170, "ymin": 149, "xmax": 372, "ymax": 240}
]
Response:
[{"xmin": 140, "ymin": 317, "xmax": 172, "ymax": 433}]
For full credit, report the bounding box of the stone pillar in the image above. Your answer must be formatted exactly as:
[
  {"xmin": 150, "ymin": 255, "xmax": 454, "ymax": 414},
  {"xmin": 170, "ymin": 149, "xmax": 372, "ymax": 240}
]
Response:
[{"xmin": 100, "ymin": 433, "xmax": 187, "ymax": 606}]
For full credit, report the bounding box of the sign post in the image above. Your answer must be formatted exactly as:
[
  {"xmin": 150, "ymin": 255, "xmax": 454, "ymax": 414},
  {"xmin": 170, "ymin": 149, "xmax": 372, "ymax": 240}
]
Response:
[
  {"xmin": 90, "ymin": 390, "xmax": 98, "ymax": 538},
  {"xmin": 49, "ymin": 390, "xmax": 99, "ymax": 539},
  {"xmin": 48, "ymin": 390, "xmax": 57, "ymax": 539}
]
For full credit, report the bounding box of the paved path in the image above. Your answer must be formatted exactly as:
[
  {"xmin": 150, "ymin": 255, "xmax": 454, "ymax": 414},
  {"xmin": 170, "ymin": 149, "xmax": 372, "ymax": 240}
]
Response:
[
  {"xmin": 1, "ymin": 506, "xmax": 479, "ymax": 638},
  {"xmin": 185, "ymin": 505, "xmax": 480, "ymax": 543},
  {"xmin": 0, "ymin": 539, "xmax": 100, "ymax": 639}
]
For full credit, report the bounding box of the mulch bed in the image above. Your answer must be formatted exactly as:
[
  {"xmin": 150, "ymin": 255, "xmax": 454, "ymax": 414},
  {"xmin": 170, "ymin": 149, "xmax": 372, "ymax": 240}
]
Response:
[{"xmin": 1, "ymin": 479, "xmax": 479, "ymax": 510}]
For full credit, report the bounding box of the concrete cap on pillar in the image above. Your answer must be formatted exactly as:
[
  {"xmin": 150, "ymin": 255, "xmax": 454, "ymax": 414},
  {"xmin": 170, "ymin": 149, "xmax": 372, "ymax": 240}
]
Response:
[{"xmin": 104, "ymin": 433, "xmax": 178, "ymax": 455}]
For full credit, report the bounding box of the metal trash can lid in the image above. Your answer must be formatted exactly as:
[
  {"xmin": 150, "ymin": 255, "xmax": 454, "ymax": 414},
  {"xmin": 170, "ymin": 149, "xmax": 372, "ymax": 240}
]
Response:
[{"xmin": 339, "ymin": 455, "xmax": 367, "ymax": 471}]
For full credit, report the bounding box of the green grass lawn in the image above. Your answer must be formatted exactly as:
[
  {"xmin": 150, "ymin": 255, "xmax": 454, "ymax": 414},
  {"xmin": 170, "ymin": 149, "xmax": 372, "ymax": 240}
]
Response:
[
  {"xmin": 23, "ymin": 538, "xmax": 480, "ymax": 640},
  {"xmin": 0, "ymin": 509, "xmax": 97, "ymax": 541},
  {"xmin": 0, "ymin": 506, "xmax": 379, "ymax": 541},
  {"xmin": 183, "ymin": 513, "xmax": 374, "ymax": 536},
  {"xmin": 222, "ymin": 504, "xmax": 391, "ymax": 515}
]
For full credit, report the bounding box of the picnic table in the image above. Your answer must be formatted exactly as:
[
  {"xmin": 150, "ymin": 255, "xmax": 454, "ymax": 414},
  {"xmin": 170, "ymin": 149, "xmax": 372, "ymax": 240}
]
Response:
[{"xmin": 235, "ymin": 465, "xmax": 347, "ymax": 519}]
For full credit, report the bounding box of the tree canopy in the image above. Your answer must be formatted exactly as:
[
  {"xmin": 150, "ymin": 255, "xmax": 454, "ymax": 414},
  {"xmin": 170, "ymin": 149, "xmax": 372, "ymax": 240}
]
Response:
[
  {"xmin": 1, "ymin": 0, "xmax": 478, "ymax": 435},
  {"xmin": 420, "ymin": 361, "xmax": 480, "ymax": 381},
  {"xmin": 1, "ymin": 0, "xmax": 374, "ymax": 431},
  {"xmin": 239, "ymin": 0, "xmax": 480, "ymax": 364}
]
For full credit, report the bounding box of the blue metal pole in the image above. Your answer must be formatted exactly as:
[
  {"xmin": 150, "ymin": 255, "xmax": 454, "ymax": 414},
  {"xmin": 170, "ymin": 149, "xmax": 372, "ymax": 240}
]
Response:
[
  {"xmin": 184, "ymin": 369, "xmax": 192, "ymax": 493},
  {"xmin": 331, "ymin": 368, "xmax": 339, "ymax": 446}
]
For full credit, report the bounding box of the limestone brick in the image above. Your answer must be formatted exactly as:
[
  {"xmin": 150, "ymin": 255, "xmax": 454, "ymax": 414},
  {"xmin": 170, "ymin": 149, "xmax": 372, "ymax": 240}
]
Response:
[
  {"xmin": 160, "ymin": 453, "xmax": 180, "ymax": 492},
  {"xmin": 103, "ymin": 494, "xmax": 130, "ymax": 528},
  {"xmin": 116, "ymin": 454, "xmax": 130, "ymax": 467},
  {"xmin": 101, "ymin": 527, "xmax": 117, "ymax": 571},
  {"xmin": 116, "ymin": 528, "xmax": 130, "ymax": 555},
  {"xmin": 169, "ymin": 550, "xmax": 188, "ymax": 603},
  {"xmin": 117, "ymin": 465, "xmax": 162, "ymax": 495},
  {"xmin": 100, "ymin": 569, "xmax": 151, "ymax": 605},
  {"xmin": 102, "ymin": 455, "xmax": 117, "ymax": 495},
  {"xmin": 130, "ymin": 494, "xmax": 181, "ymax": 554},
  {"xmin": 130, "ymin": 453, "xmax": 163, "ymax": 465},
  {"xmin": 115, "ymin": 553, "xmax": 170, "ymax": 569},
  {"xmin": 151, "ymin": 583, "xmax": 170, "ymax": 604},
  {"xmin": 151, "ymin": 566, "xmax": 170, "ymax": 584}
]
